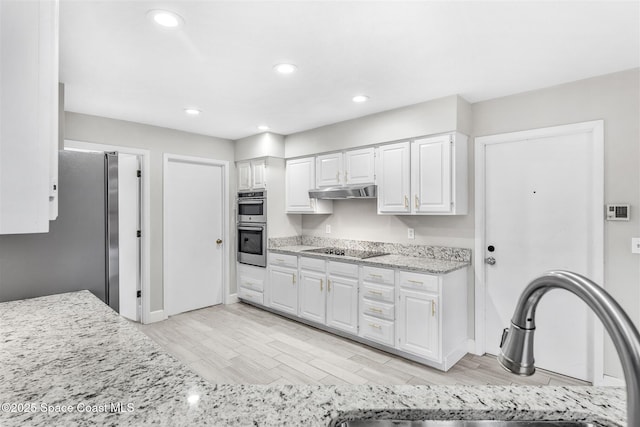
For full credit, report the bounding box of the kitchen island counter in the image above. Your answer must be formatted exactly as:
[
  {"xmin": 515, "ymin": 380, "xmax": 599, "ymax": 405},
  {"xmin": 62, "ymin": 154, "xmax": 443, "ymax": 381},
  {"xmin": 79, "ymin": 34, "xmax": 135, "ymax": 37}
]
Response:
[{"xmin": 0, "ymin": 291, "xmax": 625, "ymax": 426}]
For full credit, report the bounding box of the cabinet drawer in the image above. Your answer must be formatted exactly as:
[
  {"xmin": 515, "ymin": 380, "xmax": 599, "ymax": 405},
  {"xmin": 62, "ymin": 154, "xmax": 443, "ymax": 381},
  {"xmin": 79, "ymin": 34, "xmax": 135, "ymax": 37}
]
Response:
[
  {"xmin": 399, "ymin": 271, "xmax": 439, "ymax": 293},
  {"xmin": 360, "ymin": 314, "xmax": 394, "ymax": 346},
  {"xmin": 268, "ymin": 252, "xmax": 298, "ymax": 269},
  {"xmin": 361, "ymin": 266, "xmax": 394, "ymax": 285},
  {"xmin": 361, "ymin": 299, "xmax": 394, "ymax": 321},
  {"xmin": 239, "ymin": 276, "xmax": 263, "ymax": 292},
  {"xmin": 238, "ymin": 287, "xmax": 264, "ymax": 305},
  {"xmin": 360, "ymin": 282, "xmax": 394, "ymax": 303},
  {"xmin": 328, "ymin": 260, "xmax": 359, "ymax": 278},
  {"xmin": 299, "ymin": 256, "xmax": 326, "ymax": 272}
]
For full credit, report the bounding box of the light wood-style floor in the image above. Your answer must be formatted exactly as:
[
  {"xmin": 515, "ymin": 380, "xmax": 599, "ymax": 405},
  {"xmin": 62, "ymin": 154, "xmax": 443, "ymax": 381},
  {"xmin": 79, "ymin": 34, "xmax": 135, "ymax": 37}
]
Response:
[{"xmin": 137, "ymin": 302, "xmax": 588, "ymax": 387}]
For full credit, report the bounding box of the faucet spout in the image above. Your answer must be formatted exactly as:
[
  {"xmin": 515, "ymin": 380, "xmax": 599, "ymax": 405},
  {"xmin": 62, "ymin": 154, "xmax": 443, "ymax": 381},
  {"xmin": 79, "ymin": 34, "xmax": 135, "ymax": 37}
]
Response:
[{"xmin": 498, "ymin": 270, "xmax": 640, "ymax": 426}]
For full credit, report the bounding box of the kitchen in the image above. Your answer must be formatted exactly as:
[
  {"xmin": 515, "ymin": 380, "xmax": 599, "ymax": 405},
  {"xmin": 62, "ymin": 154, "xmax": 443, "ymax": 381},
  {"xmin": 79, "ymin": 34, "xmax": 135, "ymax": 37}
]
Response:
[{"xmin": 0, "ymin": 1, "xmax": 639, "ymax": 426}]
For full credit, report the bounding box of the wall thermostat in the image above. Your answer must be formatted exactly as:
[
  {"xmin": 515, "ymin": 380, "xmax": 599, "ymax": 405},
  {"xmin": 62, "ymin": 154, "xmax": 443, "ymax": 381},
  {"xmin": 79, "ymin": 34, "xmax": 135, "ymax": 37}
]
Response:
[{"xmin": 606, "ymin": 204, "xmax": 630, "ymax": 221}]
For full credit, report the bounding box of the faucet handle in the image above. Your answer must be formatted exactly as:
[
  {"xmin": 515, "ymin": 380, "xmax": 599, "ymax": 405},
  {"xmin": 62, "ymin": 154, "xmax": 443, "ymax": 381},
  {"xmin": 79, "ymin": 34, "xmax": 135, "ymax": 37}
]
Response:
[{"xmin": 500, "ymin": 328, "xmax": 509, "ymax": 348}]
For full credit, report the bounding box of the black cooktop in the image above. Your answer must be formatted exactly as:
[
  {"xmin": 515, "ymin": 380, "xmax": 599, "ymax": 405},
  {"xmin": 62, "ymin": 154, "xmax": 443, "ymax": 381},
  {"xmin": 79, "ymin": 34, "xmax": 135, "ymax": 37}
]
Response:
[{"xmin": 302, "ymin": 247, "xmax": 388, "ymax": 259}]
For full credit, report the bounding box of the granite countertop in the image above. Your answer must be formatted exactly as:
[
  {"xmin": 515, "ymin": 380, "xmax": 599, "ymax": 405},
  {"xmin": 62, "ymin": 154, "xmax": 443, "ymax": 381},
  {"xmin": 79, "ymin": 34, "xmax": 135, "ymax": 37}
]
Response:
[
  {"xmin": 0, "ymin": 291, "xmax": 626, "ymax": 426},
  {"xmin": 269, "ymin": 245, "xmax": 470, "ymax": 274}
]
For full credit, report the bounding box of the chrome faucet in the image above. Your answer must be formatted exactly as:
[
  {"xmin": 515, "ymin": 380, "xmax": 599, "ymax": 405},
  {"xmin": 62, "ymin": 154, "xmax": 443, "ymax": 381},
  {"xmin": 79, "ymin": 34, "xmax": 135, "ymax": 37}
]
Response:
[{"xmin": 498, "ymin": 270, "xmax": 640, "ymax": 426}]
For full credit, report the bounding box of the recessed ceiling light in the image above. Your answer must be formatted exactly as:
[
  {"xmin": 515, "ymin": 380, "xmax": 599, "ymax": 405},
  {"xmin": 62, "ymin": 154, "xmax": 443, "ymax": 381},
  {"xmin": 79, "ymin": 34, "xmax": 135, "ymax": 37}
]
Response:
[
  {"xmin": 273, "ymin": 63, "xmax": 297, "ymax": 74},
  {"xmin": 147, "ymin": 10, "xmax": 184, "ymax": 28},
  {"xmin": 184, "ymin": 108, "xmax": 201, "ymax": 116},
  {"xmin": 257, "ymin": 125, "xmax": 270, "ymax": 131},
  {"xmin": 352, "ymin": 95, "xmax": 369, "ymax": 103}
]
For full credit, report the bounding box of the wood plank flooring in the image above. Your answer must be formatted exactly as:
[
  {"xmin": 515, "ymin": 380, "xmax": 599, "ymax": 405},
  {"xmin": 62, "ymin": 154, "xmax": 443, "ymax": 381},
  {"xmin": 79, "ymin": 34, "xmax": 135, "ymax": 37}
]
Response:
[{"xmin": 136, "ymin": 302, "xmax": 588, "ymax": 387}]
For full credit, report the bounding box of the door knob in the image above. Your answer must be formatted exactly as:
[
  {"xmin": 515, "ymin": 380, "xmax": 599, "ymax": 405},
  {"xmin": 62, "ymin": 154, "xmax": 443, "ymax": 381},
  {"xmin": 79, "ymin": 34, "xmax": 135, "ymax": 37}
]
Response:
[
  {"xmin": 485, "ymin": 256, "xmax": 496, "ymax": 265},
  {"xmin": 216, "ymin": 239, "xmax": 223, "ymax": 244}
]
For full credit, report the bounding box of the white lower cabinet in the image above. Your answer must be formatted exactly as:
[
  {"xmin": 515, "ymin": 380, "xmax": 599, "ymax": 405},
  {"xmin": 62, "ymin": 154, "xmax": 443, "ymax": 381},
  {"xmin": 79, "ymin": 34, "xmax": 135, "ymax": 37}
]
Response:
[
  {"xmin": 237, "ymin": 263, "xmax": 266, "ymax": 306},
  {"xmin": 269, "ymin": 265, "xmax": 298, "ymax": 315},
  {"xmin": 252, "ymin": 252, "xmax": 468, "ymax": 371},
  {"xmin": 299, "ymin": 269, "xmax": 326, "ymax": 324},
  {"xmin": 359, "ymin": 265, "xmax": 396, "ymax": 346},
  {"xmin": 396, "ymin": 269, "xmax": 467, "ymax": 370},
  {"xmin": 398, "ymin": 288, "xmax": 439, "ymax": 360},
  {"xmin": 326, "ymin": 263, "xmax": 358, "ymax": 334}
]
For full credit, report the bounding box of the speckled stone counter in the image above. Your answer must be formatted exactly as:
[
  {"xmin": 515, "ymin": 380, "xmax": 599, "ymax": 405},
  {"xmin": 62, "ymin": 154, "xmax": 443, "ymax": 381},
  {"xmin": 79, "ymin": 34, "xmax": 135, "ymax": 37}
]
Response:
[
  {"xmin": 269, "ymin": 245, "xmax": 470, "ymax": 274},
  {"xmin": 0, "ymin": 291, "xmax": 625, "ymax": 426}
]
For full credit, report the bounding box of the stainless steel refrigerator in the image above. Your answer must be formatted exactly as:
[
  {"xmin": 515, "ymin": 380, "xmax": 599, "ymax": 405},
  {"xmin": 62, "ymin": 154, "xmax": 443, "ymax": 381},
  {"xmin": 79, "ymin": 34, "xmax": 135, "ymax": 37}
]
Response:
[{"xmin": 0, "ymin": 150, "xmax": 119, "ymax": 311}]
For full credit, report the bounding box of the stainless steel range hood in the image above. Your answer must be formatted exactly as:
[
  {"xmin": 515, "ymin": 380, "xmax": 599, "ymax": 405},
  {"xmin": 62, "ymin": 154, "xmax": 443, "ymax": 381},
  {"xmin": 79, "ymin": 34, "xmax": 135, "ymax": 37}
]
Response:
[{"xmin": 308, "ymin": 184, "xmax": 377, "ymax": 200}]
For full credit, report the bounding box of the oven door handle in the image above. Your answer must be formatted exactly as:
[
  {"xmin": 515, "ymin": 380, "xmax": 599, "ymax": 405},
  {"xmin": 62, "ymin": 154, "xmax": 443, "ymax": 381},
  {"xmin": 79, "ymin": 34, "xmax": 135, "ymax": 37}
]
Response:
[
  {"xmin": 238, "ymin": 200, "xmax": 264, "ymax": 205},
  {"xmin": 238, "ymin": 226, "xmax": 265, "ymax": 231}
]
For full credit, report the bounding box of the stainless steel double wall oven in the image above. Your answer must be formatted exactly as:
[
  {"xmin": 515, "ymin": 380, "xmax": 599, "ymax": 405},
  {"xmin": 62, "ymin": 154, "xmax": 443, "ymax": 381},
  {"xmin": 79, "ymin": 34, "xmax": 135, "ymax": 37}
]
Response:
[{"xmin": 237, "ymin": 191, "xmax": 267, "ymax": 267}]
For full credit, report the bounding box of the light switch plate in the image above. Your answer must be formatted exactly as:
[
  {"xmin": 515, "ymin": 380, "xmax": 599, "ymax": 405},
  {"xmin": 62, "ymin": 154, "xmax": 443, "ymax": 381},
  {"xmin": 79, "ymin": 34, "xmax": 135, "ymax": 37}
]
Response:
[
  {"xmin": 407, "ymin": 228, "xmax": 415, "ymax": 239},
  {"xmin": 325, "ymin": 224, "xmax": 331, "ymax": 234},
  {"xmin": 632, "ymin": 238, "xmax": 640, "ymax": 254}
]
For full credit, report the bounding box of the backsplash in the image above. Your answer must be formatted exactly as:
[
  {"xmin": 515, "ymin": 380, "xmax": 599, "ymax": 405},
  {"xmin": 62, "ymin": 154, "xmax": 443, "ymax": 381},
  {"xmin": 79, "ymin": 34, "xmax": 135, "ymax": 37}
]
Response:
[{"xmin": 268, "ymin": 236, "xmax": 471, "ymax": 262}]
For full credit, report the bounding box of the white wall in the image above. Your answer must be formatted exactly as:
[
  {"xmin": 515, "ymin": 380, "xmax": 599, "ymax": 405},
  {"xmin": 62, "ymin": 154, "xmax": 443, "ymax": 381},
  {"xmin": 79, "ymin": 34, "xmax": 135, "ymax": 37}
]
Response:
[
  {"xmin": 235, "ymin": 132, "xmax": 285, "ymax": 161},
  {"xmin": 285, "ymin": 95, "xmax": 463, "ymax": 158},
  {"xmin": 472, "ymin": 68, "xmax": 640, "ymax": 379},
  {"xmin": 64, "ymin": 112, "xmax": 236, "ymax": 312}
]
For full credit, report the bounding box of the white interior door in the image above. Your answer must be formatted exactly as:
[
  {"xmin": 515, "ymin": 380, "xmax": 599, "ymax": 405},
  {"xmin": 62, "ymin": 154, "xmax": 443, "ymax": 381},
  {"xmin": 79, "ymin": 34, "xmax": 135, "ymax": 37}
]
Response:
[
  {"xmin": 118, "ymin": 153, "xmax": 140, "ymax": 321},
  {"xmin": 164, "ymin": 156, "xmax": 224, "ymax": 316},
  {"xmin": 481, "ymin": 123, "xmax": 603, "ymax": 382}
]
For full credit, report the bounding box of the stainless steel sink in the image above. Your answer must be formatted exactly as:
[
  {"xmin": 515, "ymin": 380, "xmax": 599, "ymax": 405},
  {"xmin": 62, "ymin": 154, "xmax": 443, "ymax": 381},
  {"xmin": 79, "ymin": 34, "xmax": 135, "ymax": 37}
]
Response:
[{"xmin": 335, "ymin": 421, "xmax": 595, "ymax": 427}]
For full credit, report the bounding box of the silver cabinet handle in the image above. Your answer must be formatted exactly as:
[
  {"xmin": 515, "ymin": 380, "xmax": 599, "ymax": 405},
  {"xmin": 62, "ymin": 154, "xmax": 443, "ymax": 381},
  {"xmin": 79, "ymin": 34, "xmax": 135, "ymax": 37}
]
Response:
[
  {"xmin": 404, "ymin": 195, "xmax": 408, "ymax": 208},
  {"xmin": 292, "ymin": 274, "xmax": 296, "ymax": 284},
  {"xmin": 415, "ymin": 194, "xmax": 419, "ymax": 209},
  {"xmin": 432, "ymin": 300, "xmax": 436, "ymax": 316},
  {"xmin": 328, "ymin": 279, "xmax": 331, "ymax": 292},
  {"xmin": 369, "ymin": 323, "xmax": 382, "ymax": 329},
  {"xmin": 368, "ymin": 290, "xmax": 382, "ymax": 296},
  {"xmin": 320, "ymin": 279, "xmax": 323, "ymax": 291},
  {"xmin": 408, "ymin": 279, "xmax": 424, "ymax": 286},
  {"xmin": 369, "ymin": 307, "xmax": 383, "ymax": 314}
]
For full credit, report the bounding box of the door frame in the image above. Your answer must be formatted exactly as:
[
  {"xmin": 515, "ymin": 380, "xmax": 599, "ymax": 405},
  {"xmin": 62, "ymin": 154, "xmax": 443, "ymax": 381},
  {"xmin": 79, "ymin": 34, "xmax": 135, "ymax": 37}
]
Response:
[
  {"xmin": 64, "ymin": 140, "xmax": 151, "ymax": 324},
  {"xmin": 473, "ymin": 120, "xmax": 604, "ymax": 382},
  {"xmin": 162, "ymin": 153, "xmax": 230, "ymax": 313}
]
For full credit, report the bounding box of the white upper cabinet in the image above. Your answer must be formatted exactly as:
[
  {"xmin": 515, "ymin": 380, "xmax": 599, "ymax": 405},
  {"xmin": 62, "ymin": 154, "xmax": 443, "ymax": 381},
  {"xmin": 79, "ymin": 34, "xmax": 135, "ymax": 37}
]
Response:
[
  {"xmin": 377, "ymin": 133, "xmax": 467, "ymax": 215},
  {"xmin": 316, "ymin": 153, "xmax": 343, "ymax": 187},
  {"xmin": 237, "ymin": 159, "xmax": 266, "ymax": 191},
  {"xmin": 377, "ymin": 142, "xmax": 411, "ymax": 214},
  {"xmin": 237, "ymin": 162, "xmax": 252, "ymax": 190},
  {"xmin": 251, "ymin": 159, "xmax": 266, "ymax": 189},
  {"xmin": 315, "ymin": 148, "xmax": 375, "ymax": 188},
  {"xmin": 0, "ymin": 0, "xmax": 59, "ymax": 234},
  {"xmin": 285, "ymin": 157, "xmax": 333, "ymax": 214},
  {"xmin": 344, "ymin": 147, "xmax": 375, "ymax": 185},
  {"xmin": 412, "ymin": 136, "xmax": 452, "ymax": 213}
]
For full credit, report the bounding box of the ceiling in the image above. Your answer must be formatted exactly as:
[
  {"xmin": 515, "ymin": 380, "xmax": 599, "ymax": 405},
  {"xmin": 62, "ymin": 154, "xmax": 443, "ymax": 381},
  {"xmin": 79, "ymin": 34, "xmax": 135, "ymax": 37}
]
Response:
[{"xmin": 59, "ymin": 1, "xmax": 640, "ymax": 141}]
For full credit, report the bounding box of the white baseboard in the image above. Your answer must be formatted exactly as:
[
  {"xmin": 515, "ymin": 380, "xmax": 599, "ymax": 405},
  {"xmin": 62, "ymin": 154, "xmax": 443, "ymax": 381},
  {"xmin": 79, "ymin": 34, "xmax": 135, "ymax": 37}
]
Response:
[
  {"xmin": 597, "ymin": 375, "xmax": 625, "ymax": 387},
  {"xmin": 144, "ymin": 309, "xmax": 167, "ymax": 324},
  {"xmin": 226, "ymin": 293, "xmax": 239, "ymax": 304}
]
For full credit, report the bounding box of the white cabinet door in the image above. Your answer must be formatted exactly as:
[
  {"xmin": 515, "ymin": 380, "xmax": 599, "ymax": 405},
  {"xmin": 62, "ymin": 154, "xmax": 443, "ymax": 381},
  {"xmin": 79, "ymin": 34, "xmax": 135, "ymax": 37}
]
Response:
[
  {"xmin": 345, "ymin": 147, "xmax": 375, "ymax": 185},
  {"xmin": 251, "ymin": 160, "xmax": 266, "ymax": 189},
  {"xmin": 285, "ymin": 157, "xmax": 315, "ymax": 212},
  {"xmin": 377, "ymin": 142, "xmax": 410, "ymax": 214},
  {"xmin": 398, "ymin": 288, "xmax": 439, "ymax": 361},
  {"xmin": 326, "ymin": 275, "xmax": 358, "ymax": 334},
  {"xmin": 269, "ymin": 265, "xmax": 298, "ymax": 315},
  {"xmin": 286, "ymin": 157, "xmax": 332, "ymax": 214},
  {"xmin": 0, "ymin": 0, "xmax": 58, "ymax": 234},
  {"xmin": 299, "ymin": 270, "xmax": 326, "ymax": 324},
  {"xmin": 316, "ymin": 153, "xmax": 343, "ymax": 188},
  {"xmin": 237, "ymin": 162, "xmax": 252, "ymax": 190},
  {"xmin": 411, "ymin": 136, "xmax": 452, "ymax": 213}
]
